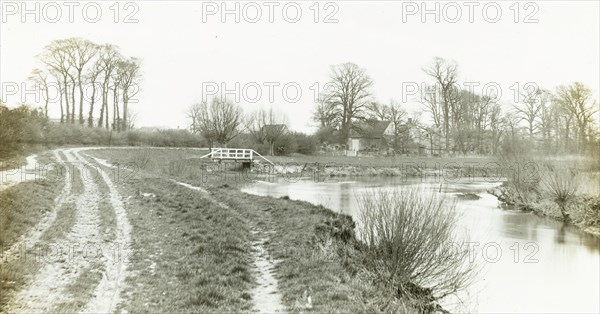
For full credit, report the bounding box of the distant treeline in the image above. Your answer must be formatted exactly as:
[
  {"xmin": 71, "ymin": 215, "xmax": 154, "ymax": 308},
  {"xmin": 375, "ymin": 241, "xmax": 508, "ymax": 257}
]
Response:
[
  {"xmin": 0, "ymin": 104, "xmax": 202, "ymax": 157},
  {"xmin": 0, "ymin": 104, "xmax": 318, "ymax": 158},
  {"xmin": 312, "ymin": 60, "xmax": 600, "ymax": 156},
  {"xmin": 28, "ymin": 37, "xmax": 141, "ymax": 132}
]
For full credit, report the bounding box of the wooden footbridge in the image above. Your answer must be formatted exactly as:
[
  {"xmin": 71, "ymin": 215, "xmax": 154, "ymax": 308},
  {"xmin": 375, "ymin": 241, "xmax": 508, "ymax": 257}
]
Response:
[{"xmin": 199, "ymin": 148, "xmax": 274, "ymax": 166}]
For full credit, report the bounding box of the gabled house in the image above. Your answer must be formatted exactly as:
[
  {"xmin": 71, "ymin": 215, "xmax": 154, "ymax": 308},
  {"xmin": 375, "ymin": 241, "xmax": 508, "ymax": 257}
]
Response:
[{"xmin": 347, "ymin": 120, "xmax": 393, "ymax": 152}]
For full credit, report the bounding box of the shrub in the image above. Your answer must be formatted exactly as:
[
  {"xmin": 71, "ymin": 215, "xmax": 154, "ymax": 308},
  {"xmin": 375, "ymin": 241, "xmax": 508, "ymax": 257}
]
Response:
[
  {"xmin": 357, "ymin": 187, "xmax": 474, "ymax": 301},
  {"xmin": 540, "ymin": 165, "xmax": 580, "ymax": 222},
  {"xmin": 273, "ymin": 134, "xmax": 298, "ymax": 156},
  {"xmin": 498, "ymin": 153, "xmax": 541, "ymax": 207},
  {"xmin": 569, "ymin": 196, "xmax": 600, "ymax": 227},
  {"xmin": 291, "ymin": 132, "xmax": 318, "ymax": 155},
  {"xmin": 582, "ymin": 196, "xmax": 600, "ymax": 227}
]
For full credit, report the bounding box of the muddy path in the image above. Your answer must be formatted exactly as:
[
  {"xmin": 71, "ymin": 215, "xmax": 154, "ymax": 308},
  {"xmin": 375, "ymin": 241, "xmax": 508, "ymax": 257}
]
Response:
[
  {"xmin": 3, "ymin": 148, "xmax": 132, "ymax": 313},
  {"xmin": 4, "ymin": 147, "xmax": 285, "ymax": 313},
  {"xmin": 80, "ymin": 148, "xmax": 132, "ymax": 313}
]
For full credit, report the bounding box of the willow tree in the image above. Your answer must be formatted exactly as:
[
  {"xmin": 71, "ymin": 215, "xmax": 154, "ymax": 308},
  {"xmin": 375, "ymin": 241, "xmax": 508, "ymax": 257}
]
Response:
[{"xmin": 189, "ymin": 98, "xmax": 243, "ymax": 147}]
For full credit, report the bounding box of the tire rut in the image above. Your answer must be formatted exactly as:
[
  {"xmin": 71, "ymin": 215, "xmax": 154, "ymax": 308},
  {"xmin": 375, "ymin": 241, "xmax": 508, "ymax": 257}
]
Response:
[
  {"xmin": 5, "ymin": 148, "xmax": 102, "ymax": 312},
  {"xmin": 80, "ymin": 149, "xmax": 132, "ymax": 314}
]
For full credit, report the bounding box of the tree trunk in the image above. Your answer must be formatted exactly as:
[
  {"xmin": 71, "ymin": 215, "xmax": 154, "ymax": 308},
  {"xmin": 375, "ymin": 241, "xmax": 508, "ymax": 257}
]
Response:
[
  {"xmin": 564, "ymin": 118, "xmax": 571, "ymax": 152},
  {"xmin": 70, "ymin": 81, "xmax": 76, "ymax": 124},
  {"xmin": 100, "ymin": 80, "xmax": 110, "ymax": 129},
  {"xmin": 113, "ymin": 87, "xmax": 120, "ymax": 131},
  {"xmin": 559, "ymin": 203, "xmax": 571, "ymax": 223},
  {"xmin": 88, "ymin": 84, "xmax": 97, "ymax": 128},
  {"xmin": 98, "ymin": 98, "xmax": 105, "ymax": 128},
  {"xmin": 78, "ymin": 71, "xmax": 84, "ymax": 125},
  {"xmin": 63, "ymin": 78, "xmax": 70, "ymax": 123},
  {"xmin": 44, "ymin": 89, "xmax": 49, "ymax": 118},
  {"xmin": 122, "ymin": 88, "xmax": 128, "ymax": 131},
  {"xmin": 59, "ymin": 90, "xmax": 64, "ymax": 123}
]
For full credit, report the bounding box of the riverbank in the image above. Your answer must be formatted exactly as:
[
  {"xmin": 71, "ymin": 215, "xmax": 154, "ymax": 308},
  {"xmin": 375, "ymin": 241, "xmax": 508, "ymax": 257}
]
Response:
[
  {"xmin": 0, "ymin": 147, "xmax": 441, "ymax": 312},
  {"xmin": 254, "ymin": 158, "xmax": 498, "ymax": 179},
  {"xmin": 489, "ymin": 184, "xmax": 600, "ymax": 236},
  {"xmin": 89, "ymin": 148, "xmax": 447, "ymax": 312}
]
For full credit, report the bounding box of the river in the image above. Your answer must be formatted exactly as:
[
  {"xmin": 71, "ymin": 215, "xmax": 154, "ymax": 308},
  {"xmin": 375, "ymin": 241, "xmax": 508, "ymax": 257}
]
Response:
[{"xmin": 241, "ymin": 176, "xmax": 600, "ymax": 313}]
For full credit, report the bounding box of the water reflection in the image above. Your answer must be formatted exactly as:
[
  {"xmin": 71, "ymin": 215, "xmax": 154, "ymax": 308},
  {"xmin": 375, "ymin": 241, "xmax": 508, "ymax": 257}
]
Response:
[{"xmin": 242, "ymin": 176, "xmax": 600, "ymax": 313}]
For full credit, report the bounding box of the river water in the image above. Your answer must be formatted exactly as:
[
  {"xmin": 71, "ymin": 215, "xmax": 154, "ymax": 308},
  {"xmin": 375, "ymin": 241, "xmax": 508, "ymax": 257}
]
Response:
[{"xmin": 241, "ymin": 176, "xmax": 600, "ymax": 313}]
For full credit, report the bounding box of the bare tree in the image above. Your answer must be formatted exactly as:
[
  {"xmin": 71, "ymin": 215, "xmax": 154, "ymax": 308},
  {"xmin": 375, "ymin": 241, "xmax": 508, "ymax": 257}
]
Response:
[
  {"xmin": 556, "ymin": 82, "xmax": 599, "ymax": 153},
  {"xmin": 49, "ymin": 68, "xmax": 66, "ymax": 123},
  {"xmin": 312, "ymin": 96, "xmax": 340, "ymax": 128},
  {"xmin": 97, "ymin": 45, "xmax": 121, "ymax": 129},
  {"xmin": 326, "ymin": 63, "xmax": 373, "ymax": 142},
  {"xmin": 423, "ymin": 57, "xmax": 460, "ymax": 154},
  {"xmin": 367, "ymin": 101, "xmax": 388, "ymax": 121},
  {"xmin": 513, "ymin": 87, "xmax": 543, "ymax": 142},
  {"xmin": 488, "ymin": 103, "xmax": 504, "ymax": 155},
  {"xmin": 420, "ymin": 84, "xmax": 443, "ymax": 129},
  {"xmin": 126, "ymin": 108, "xmax": 138, "ymax": 130},
  {"xmin": 65, "ymin": 38, "xmax": 98, "ymax": 125},
  {"xmin": 187, "ymin": 103, "xmax": 202, "ymax": 134},
  {"xmin": 28, "ymin": 69, "xmax": 51, "ymax": 118},
  {"xmin": 111, "ymin": 66, "xmax": 123, "ymax": 131},
  {"xmin": 86, "ymin": 56, "xmax": 103, "ymax": 127},
  {"xmin": 118, "ymin": 57, "xmax": 142, "ymax": 130},
  {"xmin": 246, "ymin": 107, "xmax": 288, "ymax": 155},
  {"xmin": 34, "ymin": 38, "xmax": 141, "ymax": 129},
  {"xmin": 190, "ymin": 98, "xmax": 243, "ymax": 147},
  {"xmin": 40, "ymin": 40, "xmax": 72, "ymax": 123},
  {"xmin": 537, "ymin": 89, "xmax": 556, "ymax": 150}
]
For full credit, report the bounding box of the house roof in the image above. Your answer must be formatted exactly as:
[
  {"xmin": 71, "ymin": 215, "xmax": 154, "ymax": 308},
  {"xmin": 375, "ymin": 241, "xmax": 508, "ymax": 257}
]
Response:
[{"xmin": 348, "ymin": 120, "xmax": 391, "ymax": 139}]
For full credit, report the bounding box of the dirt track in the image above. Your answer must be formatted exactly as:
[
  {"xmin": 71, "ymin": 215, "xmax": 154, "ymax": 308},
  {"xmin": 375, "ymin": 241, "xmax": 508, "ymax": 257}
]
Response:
[
  {"xmin": 3, "ymin": 147, "xmax": 289, "ymax": 313},
  {"xmin": 3, "ymin": 148, "xmax": 132, "ymax": 313}
]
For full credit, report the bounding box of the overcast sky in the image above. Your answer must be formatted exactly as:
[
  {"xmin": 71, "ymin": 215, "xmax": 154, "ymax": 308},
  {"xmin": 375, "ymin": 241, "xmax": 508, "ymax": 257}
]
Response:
[{"xmin": 1, "ymin": 1, "xmax": 598, "ymax": 133}]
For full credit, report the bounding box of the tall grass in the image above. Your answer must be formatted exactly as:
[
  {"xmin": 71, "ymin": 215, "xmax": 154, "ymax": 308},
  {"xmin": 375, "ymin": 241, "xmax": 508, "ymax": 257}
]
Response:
[{"xmin": 357, "ymin": 187, "xmax": 475, "ymax": 301}]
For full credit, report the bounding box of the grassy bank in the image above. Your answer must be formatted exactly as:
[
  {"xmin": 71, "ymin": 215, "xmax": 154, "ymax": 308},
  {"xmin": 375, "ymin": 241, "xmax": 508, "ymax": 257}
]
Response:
[
  {"xmin": 2, "ymin": 146, "xmax": 469, "ymax": 312},
  {"xmin": 85, "ymin": 147, "xmax": 453, "ymax": 312},
  {"xmin": 0, "ymin": 151, "xmax": 69, "ymax": 310},
  {"xmin": 495, "ymin": 157, "xmax": 600, "ymax": 235}
]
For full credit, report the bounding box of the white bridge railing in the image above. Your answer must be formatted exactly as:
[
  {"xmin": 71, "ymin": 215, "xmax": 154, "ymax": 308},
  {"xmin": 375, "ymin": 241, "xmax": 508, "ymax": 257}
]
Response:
[{"xmin": 199, "ymin": 148, "xmax": 274, "ymax": 165}]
